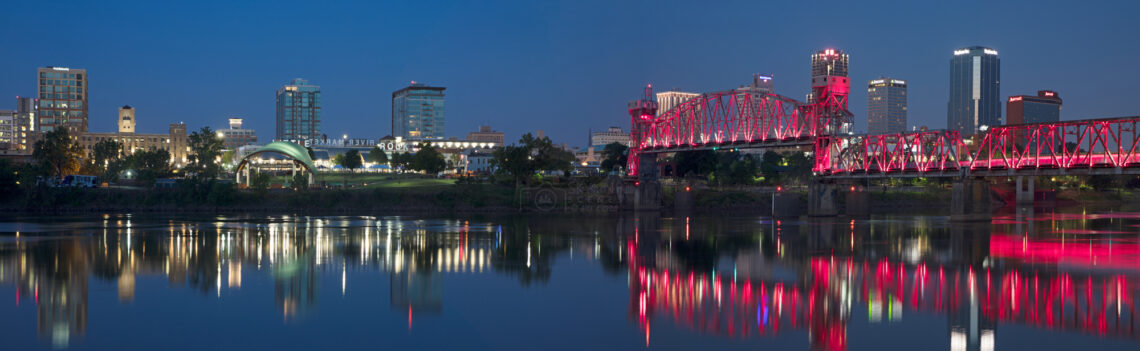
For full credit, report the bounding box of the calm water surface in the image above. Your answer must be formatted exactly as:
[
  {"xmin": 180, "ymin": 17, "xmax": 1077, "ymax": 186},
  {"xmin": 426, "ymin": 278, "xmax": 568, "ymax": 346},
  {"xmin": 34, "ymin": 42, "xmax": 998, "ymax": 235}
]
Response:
[{"xmin": 0, "ymin": 210, "xmax": 1137, "ymax": 350}]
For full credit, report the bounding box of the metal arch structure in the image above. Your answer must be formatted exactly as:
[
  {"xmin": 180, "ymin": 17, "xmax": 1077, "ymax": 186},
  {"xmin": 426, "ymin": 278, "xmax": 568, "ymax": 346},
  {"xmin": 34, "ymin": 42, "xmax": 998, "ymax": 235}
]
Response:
[
  {"xmin": 234, "ymin": 141, "xmax": 317, "ymax": 186},
  {"xmin": 814, "ymin": 116, "xmax": 1140, "ymax": 178},
  {"xmin": 628, "ymin": 84, "xmax": 852, "ymax": 176}
]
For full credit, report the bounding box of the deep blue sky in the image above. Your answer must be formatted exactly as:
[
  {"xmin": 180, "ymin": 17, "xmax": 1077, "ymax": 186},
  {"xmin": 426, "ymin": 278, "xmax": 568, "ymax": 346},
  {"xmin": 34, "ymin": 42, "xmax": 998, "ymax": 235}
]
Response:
[{"xmin": 2, "ymin": 0, "xmax": 1138, "ymax": 147}]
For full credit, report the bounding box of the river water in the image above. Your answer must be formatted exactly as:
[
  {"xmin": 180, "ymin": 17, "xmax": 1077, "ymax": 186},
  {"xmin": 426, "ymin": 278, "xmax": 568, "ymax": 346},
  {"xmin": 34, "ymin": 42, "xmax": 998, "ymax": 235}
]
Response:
[{"xmin": 0, "ymin": 210, "xmax": 1137, "ymax": 350}]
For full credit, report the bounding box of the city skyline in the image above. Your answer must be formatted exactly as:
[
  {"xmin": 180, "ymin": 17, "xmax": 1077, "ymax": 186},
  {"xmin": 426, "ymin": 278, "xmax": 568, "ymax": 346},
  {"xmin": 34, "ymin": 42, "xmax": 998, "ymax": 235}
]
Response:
[{"xmin": 1, "ymin": 1, "xmax": 1138, "ymax": 145}]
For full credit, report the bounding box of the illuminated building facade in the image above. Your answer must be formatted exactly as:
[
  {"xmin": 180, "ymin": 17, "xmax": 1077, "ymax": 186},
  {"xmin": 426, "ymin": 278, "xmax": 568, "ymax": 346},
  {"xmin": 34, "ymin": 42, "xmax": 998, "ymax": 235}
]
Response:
[
  {"xmin": 220, "ymin": 118, "xmax": 258, "ymax": 149},
  {"xmin": 36, "ymin": 66, "xmax": 88, "ymax": 133},
  {"xmin": 276, "ymin": 78, "xmax": 322, "ymax": 141},
  {"xmin": 1006, "ymin": 90, "xmax": 1061, "ymax": 125},
  {"xmin": 11, "ymin": 97, "xmax": 36, "ymax": 152},
  {"xmin": 867, "ymin": 78, "xmax": 908, "ymax": 134},
  {"xmin": 76, "ymin": 107, "xmax": 189, "ymax": 166},
  {"xmin": 948, "ymin": 46, "xmax": 1001, "ymax": 135},
  {"xmin": 590, "ymin": 126, "xmax": 629, "ymax": 147},
  {"xmin": 655, "ymin": 90, "xmax": 699, "ymax": 116},
  {"xmin": 811, "ymin": 49, "xmax": 849, "ymax": 78},
  {"xmin": 465, "ymin": 125, "xmax": 504, "ymax": 145},
  {"xmin": 392, "ymin": 83, "xmax": 446, "ymax": 140},
  {"xmin": 0, "ymin": 110, "xmax": 14, "ymax": 150}
]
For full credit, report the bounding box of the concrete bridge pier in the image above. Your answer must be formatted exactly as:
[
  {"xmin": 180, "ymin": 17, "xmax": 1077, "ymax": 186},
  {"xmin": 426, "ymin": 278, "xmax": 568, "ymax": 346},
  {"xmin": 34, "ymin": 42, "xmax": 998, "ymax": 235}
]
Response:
[
  {"xmin": 808, "ymin": 182, "xmax": 840, "ymax": 216},
  {"xmin": 1015, "ymin": 176, "xmax": 1035, "ymax": 206},
  {"xmin": 951, "ymin": 178, "xmax": 992, "ymax": 222},
  {"xmin": 615, "ymin": 154, "xmax": 663, "ymax": 211}
]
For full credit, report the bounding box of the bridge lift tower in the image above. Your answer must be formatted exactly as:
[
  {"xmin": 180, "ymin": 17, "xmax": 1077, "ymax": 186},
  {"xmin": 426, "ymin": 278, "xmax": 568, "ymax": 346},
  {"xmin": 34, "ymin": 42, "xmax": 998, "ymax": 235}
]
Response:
[{"xmin": 627, "ymin": 84, "xmax": 658, "ymax": 180}]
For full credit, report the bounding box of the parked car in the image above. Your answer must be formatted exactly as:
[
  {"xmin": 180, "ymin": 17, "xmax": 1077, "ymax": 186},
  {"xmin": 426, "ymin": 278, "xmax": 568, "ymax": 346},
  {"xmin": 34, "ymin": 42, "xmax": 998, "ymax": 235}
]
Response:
[{"xmin": 61, "ymin": 175, "xmax": 98, "ymax": 188}]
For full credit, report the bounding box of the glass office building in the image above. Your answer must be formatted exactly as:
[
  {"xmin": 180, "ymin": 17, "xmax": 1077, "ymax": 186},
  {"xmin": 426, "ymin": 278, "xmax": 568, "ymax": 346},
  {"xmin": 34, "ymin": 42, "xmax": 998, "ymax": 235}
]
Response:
[
  {"xmin": 867, "ymin": 78, "xmax": 908, "ymax": 134},
  {"xmin": 276, "ymin": 78, "xmax": 322, "ymax": 141},
  {"xmin": 947, "ymin": 46, "xmax": 1000, "ymax": 135},
  {"xmin": 36, "ymin": 67, "xmax": 88, "ymax": 133},
  {"xmin": 1006, "ymin": 90, "xmax": 1061, "ymax": 125},
  {"xmin": 392, "ymin": 83, "xmax": 446, "ymax": 140}
]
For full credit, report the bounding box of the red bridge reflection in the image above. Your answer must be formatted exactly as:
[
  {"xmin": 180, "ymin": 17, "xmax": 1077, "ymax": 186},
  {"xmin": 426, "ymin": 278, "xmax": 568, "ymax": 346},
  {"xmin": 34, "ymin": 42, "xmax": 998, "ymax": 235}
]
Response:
[{"xmin": 627, "ymin": 238, "xmax": 1139, "ymax": 350}]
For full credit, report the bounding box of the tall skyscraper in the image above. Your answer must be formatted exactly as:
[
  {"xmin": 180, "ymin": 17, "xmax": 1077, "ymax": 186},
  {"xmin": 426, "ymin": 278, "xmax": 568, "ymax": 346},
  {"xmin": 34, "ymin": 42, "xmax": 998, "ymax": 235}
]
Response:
[
  {"xmin": 36, "ymin": 67, "xmax": 88, "ymax": 133},
  {"xmin": 1006, "ymin": 90, "xmax": 1061, "ymax": 125},
  {"xmin": 391, "ymin": 82, "xmax": 446, "ymax": 140},
  {"xmin": 746, "ymin": 74, "xmax": 774, "ymax": 94},
  {"xmin": 867, "ymin": 78, "xmax": 908, "ymax": 134},
  {"xmin": 276, "ymin": 78, "xmax": 322, "ymax": 141},
  {"xmin": 947, "ymin": 46, "xmax": 1000, "ymax": 135},
  {"xmin": 811, "ymin": 49, "xmax": 849, "ymax": 78},
  {"xmin": 810, "ymin": 49, "xmax": 851, "ymax": 133},
  {"xmin": 655, "ymin": 90, "xmax": 699, "ymax": 116}
]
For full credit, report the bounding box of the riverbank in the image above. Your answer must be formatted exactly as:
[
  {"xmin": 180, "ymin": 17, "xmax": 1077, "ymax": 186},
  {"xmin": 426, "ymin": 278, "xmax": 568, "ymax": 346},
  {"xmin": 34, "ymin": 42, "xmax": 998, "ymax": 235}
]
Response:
[
  {"xmin": 3, "ymin": 183, "xmax": 1136, "ymax": 215},
  {"xmin": 0, "ymin": 185, "xmax": 521, "ymax": 214}
]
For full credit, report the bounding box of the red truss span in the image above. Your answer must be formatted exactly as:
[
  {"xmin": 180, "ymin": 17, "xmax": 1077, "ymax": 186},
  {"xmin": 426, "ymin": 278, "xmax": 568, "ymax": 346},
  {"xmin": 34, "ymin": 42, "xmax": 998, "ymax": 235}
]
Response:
[
  {"xmin": 627, "ymin": 84, "xmax": 851, "ymax": 175},
  {"xmin": 814, "ymin": 116, "xmax": 1140, "ymax": 177}
]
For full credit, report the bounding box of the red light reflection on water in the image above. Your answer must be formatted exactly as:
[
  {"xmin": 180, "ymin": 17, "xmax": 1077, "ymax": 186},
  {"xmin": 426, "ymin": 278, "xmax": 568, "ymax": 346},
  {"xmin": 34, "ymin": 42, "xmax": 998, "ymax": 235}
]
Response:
[
  {"xmin": 990, "ymin": 234, "xmax": 1140, "ymax": 271},
  {"xmin": 628, "ymin": 256, "xmax": 1139, "ymax": 350}
]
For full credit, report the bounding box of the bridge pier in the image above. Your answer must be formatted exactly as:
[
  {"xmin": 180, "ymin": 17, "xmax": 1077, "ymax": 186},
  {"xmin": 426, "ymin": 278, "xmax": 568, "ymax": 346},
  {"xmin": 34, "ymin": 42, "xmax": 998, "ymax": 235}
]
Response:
[
  {"xmin": 616, "ymin": 154, "xmax": 662, "ymax": 211},
  {"xmin": 808, "ymin": 182, "xmax": 840, "ymax": 216},
  {"xmin": 1015, "ymin": 176, "xmax": 1035, "ymax": 206},
  {"xmin": 951, "ymin": 178, "xmax": 992, "ymax": 222}
]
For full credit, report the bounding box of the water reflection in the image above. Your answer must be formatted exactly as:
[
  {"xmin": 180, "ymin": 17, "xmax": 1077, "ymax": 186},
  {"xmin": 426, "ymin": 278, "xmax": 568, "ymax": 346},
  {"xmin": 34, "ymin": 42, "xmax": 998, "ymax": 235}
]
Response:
[{"xmin": 0, "ymin": 211, "xmax": 1136, "ymax": 350}]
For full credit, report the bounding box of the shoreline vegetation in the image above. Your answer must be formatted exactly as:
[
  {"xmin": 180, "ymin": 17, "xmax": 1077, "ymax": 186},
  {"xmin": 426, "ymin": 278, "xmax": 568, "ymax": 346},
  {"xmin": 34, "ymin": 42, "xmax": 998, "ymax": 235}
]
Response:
[{"xmin": 3, "ymin": 175, "xmax": 1136, "ymax": 215}]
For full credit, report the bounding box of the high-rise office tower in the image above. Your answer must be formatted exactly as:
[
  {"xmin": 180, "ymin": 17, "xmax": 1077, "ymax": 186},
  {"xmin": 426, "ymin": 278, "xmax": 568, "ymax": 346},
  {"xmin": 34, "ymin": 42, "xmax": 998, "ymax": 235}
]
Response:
[
  {"xmin": 811, "ymin": 49, "xmax": 849, "ymax": 78},
  {"xmin": 36, "ymin": 67, "xmax": 88, "ymax": 133},
  {"xmin": 391, "ymin": 82, "xmax": 446, "ymax": 140},
  {"xmin": 947, "ymin": 46, "xmax": 1000, "ymax": 135},
  {"xmin": 276, "ymin": 78, "xmax": 322, "ymax": 141},
  {"xmin": 747, "ymin": 74, "xmax": 774, "ymax": 94},
  {"xmin": 867, "ymin": 78, "xmax": 908, "ymax": 134},
  {"xmin": 810, "ymin": 49, "xmax": 851, "ymax": 133},
  {"xmin": 655, "ymin": 90, "xmax": 700, "ymax": 116},
  {"xmin": 1006, "ymin": 90, "xmax": 1061, "ymax": 125}
]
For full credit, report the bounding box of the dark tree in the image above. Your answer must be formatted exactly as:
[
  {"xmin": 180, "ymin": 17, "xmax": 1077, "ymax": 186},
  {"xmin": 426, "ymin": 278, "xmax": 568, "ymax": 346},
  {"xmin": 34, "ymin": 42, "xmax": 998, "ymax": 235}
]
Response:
[
  {"xmin": 368, "ymin": 146, "xmax": 389, "ymax": 164},
  {"xmin": 411, "ymin": 143, "xmax": 446, "ymax": 174},
  {"xmin": 186, "ymin": 127, "xmax": 224, "ymax": 180},
  {"xmin": 600, "ymin": 142, "xmax": 628, "ymax": 172},
  {"xmin": 338, "ymin": 149, "xmax": 363, "ymax": 172},
  {"xmin": 32, "ymin": 128, "xmax": 83, "ymax": 179}
]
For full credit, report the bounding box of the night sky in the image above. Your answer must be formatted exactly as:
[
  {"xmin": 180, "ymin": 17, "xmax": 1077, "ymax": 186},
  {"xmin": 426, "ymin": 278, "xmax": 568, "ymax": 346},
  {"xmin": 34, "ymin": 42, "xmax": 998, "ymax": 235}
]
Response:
[{"xmin": 2, "ymin": 0, "xmax": 1137, "ymax": 147}]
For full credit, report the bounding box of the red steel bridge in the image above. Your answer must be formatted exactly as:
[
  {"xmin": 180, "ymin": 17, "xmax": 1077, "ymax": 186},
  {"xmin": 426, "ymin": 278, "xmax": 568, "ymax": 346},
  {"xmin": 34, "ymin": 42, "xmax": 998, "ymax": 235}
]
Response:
[{"xmin": 628, "ymin": 83, "xmax": 1140, "ymax": 178}]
